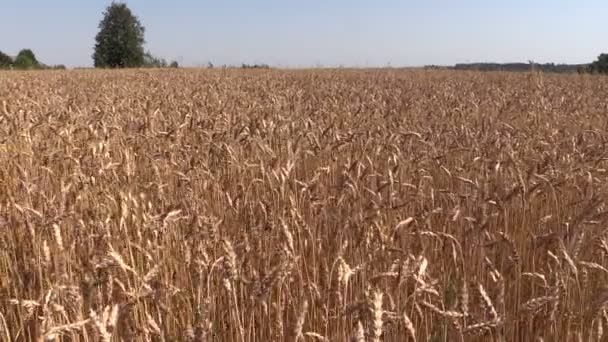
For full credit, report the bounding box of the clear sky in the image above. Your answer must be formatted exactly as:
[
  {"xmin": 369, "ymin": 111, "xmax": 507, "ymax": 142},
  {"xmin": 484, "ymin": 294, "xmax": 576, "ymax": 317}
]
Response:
[{"xmin": 1, "ymin": 0, "xmax": 606, "ymax": 68}]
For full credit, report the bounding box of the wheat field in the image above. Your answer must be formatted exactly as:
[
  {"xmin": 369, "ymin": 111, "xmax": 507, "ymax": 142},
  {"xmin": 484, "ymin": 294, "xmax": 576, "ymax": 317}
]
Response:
[{"xmin": 1, "ymin": 68, "xmax": 608, "ymax": 341}]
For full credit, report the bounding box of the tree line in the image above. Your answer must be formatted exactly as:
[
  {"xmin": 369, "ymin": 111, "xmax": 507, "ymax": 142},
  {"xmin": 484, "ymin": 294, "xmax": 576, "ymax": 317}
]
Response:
[
  {"xmin": 1, "ymin": 3, "xmax": 178, "ymax": 70},
  {"xmin": 0, "ymin": 49, "xmax": 65, "ymax": 70},
  {"xmin": 451, "ymin": 62, "xmax": 588, "ymax": 73},
  {"xmin": 2, "ymin": 2, "xmax": 608, "ymax": 72},
  {"xmin": 425, "ymin": 60, "xmax": 608, "ymax": 74}
]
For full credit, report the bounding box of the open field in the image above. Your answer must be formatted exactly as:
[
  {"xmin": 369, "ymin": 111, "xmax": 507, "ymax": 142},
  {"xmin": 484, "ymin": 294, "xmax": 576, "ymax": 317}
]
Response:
[{"xmin": 1, "ymin": 68, "xmax": 608, "ymax": 341}]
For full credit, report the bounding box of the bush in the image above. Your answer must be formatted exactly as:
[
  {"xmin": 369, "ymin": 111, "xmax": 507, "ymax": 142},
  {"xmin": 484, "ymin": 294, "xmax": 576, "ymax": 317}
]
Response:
[
  {"xmin": 13, "ymin": 49, "xmax": 40, "ymax": 69},
  {"xmin": 241, "ymin": 63, "xmax": 270, "ymax": 69},
  {"xmin": 588, "ymin": 53, "xmax": 608, "ymax": 74},
  {"xmin": 0, "ymin": 51, "xmax": 12, "ymax": 68},
  {"xmin": 143, "ymin": 52, "xmax": 167, "ymax": 68},
  {"xmin": 0, "ymin": 49, "xmax": 68, "ymax": 70}
]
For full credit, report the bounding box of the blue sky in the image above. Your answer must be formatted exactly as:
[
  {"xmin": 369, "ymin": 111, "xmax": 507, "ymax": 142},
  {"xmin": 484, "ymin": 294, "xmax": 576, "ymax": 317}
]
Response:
[{"xmin": 1, "ymin": 0, "xmax": 606, "ymax": 67}]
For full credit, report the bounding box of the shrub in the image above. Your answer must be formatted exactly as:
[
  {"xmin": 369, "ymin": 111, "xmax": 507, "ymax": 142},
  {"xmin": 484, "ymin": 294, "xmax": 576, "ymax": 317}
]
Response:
[
  {"xmin": 0, "ymin": 51, "xmax": 12, "ymax": 68},
  {"xmin": 13, "ymin": 49, "xmax": 40, "ymax": 69}
]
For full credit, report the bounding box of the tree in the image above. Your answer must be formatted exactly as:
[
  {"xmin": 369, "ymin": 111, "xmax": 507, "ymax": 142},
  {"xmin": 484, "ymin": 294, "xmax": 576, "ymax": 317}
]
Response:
[
  {"xmin": 13, "ymin": 49, "xmax": 40, "ymax": 69},
  {"xmin": 93, "ymin": 2, "xmax": 145, "ymax": 68},
  {"xmin": 588, "ymin": 53, "xmax": 608, "ymax": 74},
  {"xmin": 0, "ymin": 51, "xmax": 12, "ymax": 68},
  {"xmin": 143, "ymin": 51, "xmax": 167, "ymax": 68}
]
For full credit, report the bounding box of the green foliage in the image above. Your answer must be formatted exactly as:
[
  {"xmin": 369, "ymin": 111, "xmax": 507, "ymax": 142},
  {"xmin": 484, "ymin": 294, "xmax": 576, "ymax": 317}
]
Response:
[
  {"xmin": 142, "ymin": 51, "xmax": 179, "ymax": 69},
  {"xmin": 93, "ymin": 2, "xmax": 146, "ymax": 68},
  {"xmin": 588, "ymin": 54, "xmax": 608, "ymax": 74},
  {"xmin": 0, "ymin": 49, "xmax": 62, "ymax": 70},
  {"xmin": 0, "ymin": 51, "xmax": 13, "ymax": 68},
  {"xmin": 17, "ymin": 49, "xmax": 37, "ymax": 63},
  {"xmin": 450, "ymin": 62, "xmax": 587, "ymax": 73},
  {"xmin": 241, "ymin": 63, "xmax": 270, "ymax": 69},
  {"xmin": 143, "ymin": 51, "xmax": 167, "ymax": 68},
  {"xmin": 13, "ymin": 49, "xmax": 41, "ymax": 69}
]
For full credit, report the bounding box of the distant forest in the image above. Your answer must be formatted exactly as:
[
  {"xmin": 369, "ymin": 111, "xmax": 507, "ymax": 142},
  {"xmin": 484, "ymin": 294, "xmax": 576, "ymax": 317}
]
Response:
[{"xmin": 425, "ymin": 62, "xmax": 588, "ymax": 73}]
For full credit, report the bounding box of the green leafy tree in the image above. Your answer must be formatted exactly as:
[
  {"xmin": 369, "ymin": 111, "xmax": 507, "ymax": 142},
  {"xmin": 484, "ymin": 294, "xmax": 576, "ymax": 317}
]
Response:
[
  {"xmin": 13, "ymin": 49, "xmax": 40, "ymax": 69},
  {"xmin": 0, "ymin": 51, "xmax": 12, "ymax": 68},
  {"xmin": 93, "ymin": 2, "xmax": 145, "ymax": 68},
  {"xmin": 143, "ymin": 51, "xmax": 167, "ymax": 68},
  {"xmin": 588, "ymin": 53, "xmax": 608, "ymax": 74}
]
